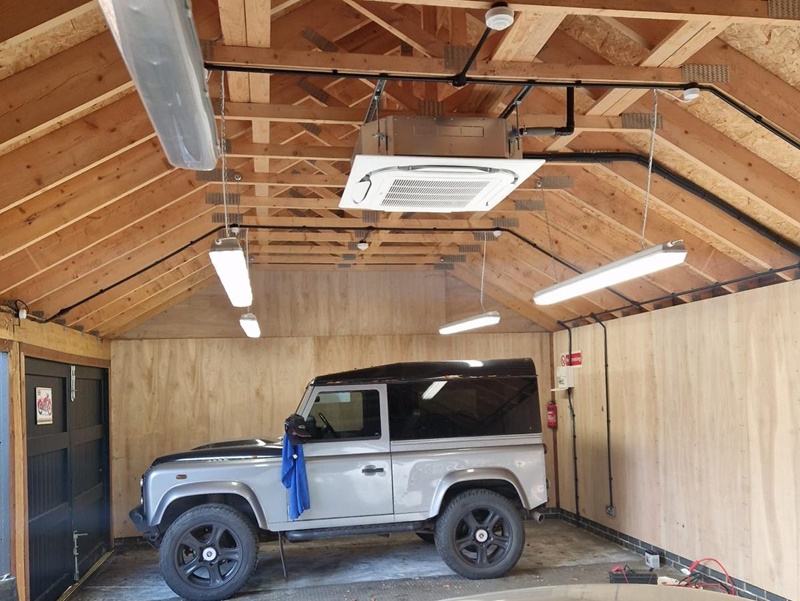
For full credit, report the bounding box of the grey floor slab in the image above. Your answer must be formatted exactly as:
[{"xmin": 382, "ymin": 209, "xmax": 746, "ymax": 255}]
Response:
[{"xmin": 71, "ymin": 521, "xmax": 653, "ymax": 601}]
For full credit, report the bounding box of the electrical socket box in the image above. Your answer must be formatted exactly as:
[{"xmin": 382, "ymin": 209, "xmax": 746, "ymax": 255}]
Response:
[
  {"xmin": 554, "ymin": 366, "xmax": 574, "ymax": 390},
  {"xmin": 644, "ymin": 550, "xmax": 661, "ymax": 569}
]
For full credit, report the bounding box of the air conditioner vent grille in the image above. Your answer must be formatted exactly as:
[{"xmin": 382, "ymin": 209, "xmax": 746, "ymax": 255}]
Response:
[{"xmin": 381, "ymin": 178, "xmax": 494, "ymax": 210}]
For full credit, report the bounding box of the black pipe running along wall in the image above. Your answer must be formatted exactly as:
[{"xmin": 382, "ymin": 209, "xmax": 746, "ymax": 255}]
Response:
[{"xmin": 557, "ymin": 320, "xmax": 580, "ymax": 519}]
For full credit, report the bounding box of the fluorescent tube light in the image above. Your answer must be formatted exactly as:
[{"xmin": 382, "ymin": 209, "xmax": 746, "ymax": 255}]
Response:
[
  {"xmin": 534, "ymin": 241, "xmax": 688, "ymax": 306},
  {"xmin": 98, "ymin": 0, "xmax": 219, "ymax": 170},
  {"xmin": 439, "ymin": 311, "xmax": 501, "ymax": 335},
  {"xmin": 422, "ymin": 381, "xmax": 447, "ymax": 400},
  {"xmin": 209, "ymin": 237, "xmax": 253, "ymax": 307},
  {"xmin": 239, "ymin": 313, "xmax": 261, "ymax": 338}
]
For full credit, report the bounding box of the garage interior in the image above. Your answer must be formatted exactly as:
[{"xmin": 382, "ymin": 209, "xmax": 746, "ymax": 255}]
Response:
[{"xmin": 1, "ymin": 1, "xmax": 799, "ymax": 601}]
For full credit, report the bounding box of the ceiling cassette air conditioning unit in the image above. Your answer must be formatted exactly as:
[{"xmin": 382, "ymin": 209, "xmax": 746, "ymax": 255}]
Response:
[{"xmin": 341, "ymin": 116, "xmax": 544, "ymax": 213}]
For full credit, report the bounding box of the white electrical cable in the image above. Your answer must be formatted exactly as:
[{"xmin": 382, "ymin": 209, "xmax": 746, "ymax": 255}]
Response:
[{"xmin": 640, "ymin": 88, "xmax": 658, "ymax": 249}]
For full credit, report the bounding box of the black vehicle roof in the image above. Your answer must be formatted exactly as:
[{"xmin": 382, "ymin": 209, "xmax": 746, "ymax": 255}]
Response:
[{"xmin": 311, "ymin": 358, "xmax": 536, "ymax": 385}]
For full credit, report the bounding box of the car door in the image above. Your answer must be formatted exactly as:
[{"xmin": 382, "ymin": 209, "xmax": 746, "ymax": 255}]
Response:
[{"xmin": 292, "ymin": 383, "xmax": 393, "ymax": 523}]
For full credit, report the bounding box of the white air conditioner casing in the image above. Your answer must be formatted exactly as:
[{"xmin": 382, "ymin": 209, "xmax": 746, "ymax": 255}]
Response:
[{"xmin": 341, "ymin": 116, "xmax": 544, "ymax": 213}]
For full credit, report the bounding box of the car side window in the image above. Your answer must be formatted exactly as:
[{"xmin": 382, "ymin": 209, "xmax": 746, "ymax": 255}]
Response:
[
  {"xmin": 305, "ymin": 389, "xmax": 381, "ymax": 441},
  {"xmin": 388, "ymin": 377, "xmax": 540, "ymax": 440}
]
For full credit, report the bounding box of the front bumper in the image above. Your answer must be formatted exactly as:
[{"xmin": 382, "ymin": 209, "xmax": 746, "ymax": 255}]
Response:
[
  {"xmin": 129, "ymin": 504, "xmax": 150, "ymax": 532},
  {"xmin": 130, "ymin": 505, "xmax": 161, "ymax": 547}
]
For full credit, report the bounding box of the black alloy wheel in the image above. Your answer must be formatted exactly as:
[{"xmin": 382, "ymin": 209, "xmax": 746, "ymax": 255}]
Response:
[
  {"xmin": 435, "ymin": 489, "xmax": 525, "ymax": 579},
  {"xmin": 159, "ymin": 504, "xmax": 258, "ymax": 601}
]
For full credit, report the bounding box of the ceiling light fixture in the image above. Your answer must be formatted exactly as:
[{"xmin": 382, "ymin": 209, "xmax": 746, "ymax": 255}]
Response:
[
  {"xmin": 683, "ymin": 86, "xmax": 701, "ymax": 102},
  {"xmin": 533, "ymin": 241, "xmax": 688, "ymax": 305},
  {"xmin": 239, "ymin": 312, "xmax": 261, "ymax": 338},
  {"xmin": 357, "ymin": 240, "xmax": 369, "ymax": 251},
  {"xmin": 97, "ymin": 0, "xmax": 219, "ymax": 170},
  {"xmin": 439, "ymin": 237, "xmax": 501, "ymax": 335},
  {"xmin": 209, "ymin": 237, "xmax": 253, "ymax": 307},
  {"xmin": 439, "ymin": 311, "xmax": 501, "ymax": 335},
  {"xmin": 484, "ymin": 2, "xmax": 514, "ymax": 30}
]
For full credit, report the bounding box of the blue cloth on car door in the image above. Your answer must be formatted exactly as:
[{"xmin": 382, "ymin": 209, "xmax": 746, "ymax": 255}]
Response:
[{"xmin": 281, "ymin": 436, "xmax": 310, "ymax": 519}]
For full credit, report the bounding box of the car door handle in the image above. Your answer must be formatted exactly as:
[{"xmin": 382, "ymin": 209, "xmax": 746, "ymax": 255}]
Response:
[{"xmin": 362, "ymin": 465, "xmax": 384, "ymax": 474}]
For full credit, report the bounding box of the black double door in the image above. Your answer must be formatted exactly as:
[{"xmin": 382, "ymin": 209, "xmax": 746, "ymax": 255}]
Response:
[{"xmin": 25, "ymin": 357, "xmax": 110, "ymax": 601}]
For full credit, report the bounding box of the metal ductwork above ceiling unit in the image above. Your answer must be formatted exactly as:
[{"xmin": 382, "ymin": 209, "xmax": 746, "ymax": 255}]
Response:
[{"xmin": 340, "ymin": 116, "xmax": 545, "ymax": 213}]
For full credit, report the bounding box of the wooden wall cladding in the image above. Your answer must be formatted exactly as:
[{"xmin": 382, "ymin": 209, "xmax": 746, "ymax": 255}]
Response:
[
  {"xmin": 552, "ymin": 279, "xmax": 800, "ymax": 601},
  {"xmin": 111, "ymin": 332, "xmax": 553, "ymax": 538},
  {"xmin": 119, "ymin": 270, "xmax": 546, "ymax": 339}
]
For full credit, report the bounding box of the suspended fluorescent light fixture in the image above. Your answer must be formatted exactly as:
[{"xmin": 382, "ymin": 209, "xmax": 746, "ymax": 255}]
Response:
[
  {"xmin": 98, "ymin": 0, "xmax": 219, "ymax": 170},
  {"xmin": 439, "ymin": 237, "xmax": 501, "ymax": 335},
  {"xmin": 439, "ymin": 311, "xmax": 501, "ymax": 335},
  {"xmin": 209, "ymin": 237, "xmax": 253, "ymax": 307},
  {"xmin": 534, "ymin": 241, "xmax": 688, "ymax": 306},
  {"xmin": 239, "ymin": 312, "xmax": 261, "ymax": 338}
]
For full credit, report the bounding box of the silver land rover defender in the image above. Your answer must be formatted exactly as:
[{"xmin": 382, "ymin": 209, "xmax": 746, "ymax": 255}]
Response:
[{"xmin": 130, "ymin": 358, "xmax": 548, "ymax": 600}]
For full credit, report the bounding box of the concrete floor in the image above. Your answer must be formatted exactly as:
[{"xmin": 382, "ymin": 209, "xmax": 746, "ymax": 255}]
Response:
[{"xmin": 72, "ymin": 521, "xmax": 653, "ymax": 601}]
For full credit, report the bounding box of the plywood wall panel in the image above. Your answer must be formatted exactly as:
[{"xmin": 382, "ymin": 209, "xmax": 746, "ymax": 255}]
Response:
[
  {"xmin": 121, "ymin": 271, "xmax": 453, "ymax": 339},
  {"xmin": 111, "ymin": 332, "xmax": 552, "ymax": 538},
  {"xmin": 553, "ymin": 279, "xmax": 800, "ymax": 600}
]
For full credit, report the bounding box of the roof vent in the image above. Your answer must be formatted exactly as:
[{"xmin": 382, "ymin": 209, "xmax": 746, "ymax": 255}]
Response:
[{"xmin": 341, "ymin": 116, "xmax": 544, "ymax": 214}]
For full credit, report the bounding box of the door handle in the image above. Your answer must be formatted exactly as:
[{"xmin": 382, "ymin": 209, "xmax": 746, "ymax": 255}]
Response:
[{"xmin": 362, "ymin": 465, "xmax": 385, "ymax": 474}]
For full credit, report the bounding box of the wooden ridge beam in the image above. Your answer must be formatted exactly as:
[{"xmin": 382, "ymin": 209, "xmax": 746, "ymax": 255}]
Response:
[
  {"xmin": 355, "ymin": 0, "xmax": 797, "ymax": 24},
  {"xmin": 208, "ymin": 45, "xmax": 698, "ymax": 84},
  {"xmin": 254, "ymin": 264, "xmax": 433, "ymax": 272},
  {"xmin": 255, "ymin": 255, "xmax": 441, "ymax": 265},
  {"xmin": 222, "ymin": 107, "xmax": 644, "ymax": 132},
  {"xmin": 253, "ymin": 230, "xmax": 485, "ymax": 243},
  {"xmin": 254, "ymin": 243, "xmax": 464, "ymax": 255},
  {"xmin": 240, "ymin": 215, "xmax": 495, "ymax": 229}
]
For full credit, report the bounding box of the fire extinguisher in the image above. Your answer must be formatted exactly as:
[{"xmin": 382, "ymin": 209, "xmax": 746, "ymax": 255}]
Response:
[{"xmin": 546, "ymin": 400, "xmax": 558, "ymax": 429}]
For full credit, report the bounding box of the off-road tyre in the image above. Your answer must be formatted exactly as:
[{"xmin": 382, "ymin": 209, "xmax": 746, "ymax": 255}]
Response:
[
  {"xmin": 434, "ymin": 489, "xmax": 525, "ymax": 579},
  {"xmin": 159, "ymin": 503, "xmax": 258, "ymax": 601}
]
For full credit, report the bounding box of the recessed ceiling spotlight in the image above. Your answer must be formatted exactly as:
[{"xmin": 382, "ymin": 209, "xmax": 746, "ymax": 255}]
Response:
[{"xmin": 485, "ymin": 2, "xmax": 514, "ymax": 31}]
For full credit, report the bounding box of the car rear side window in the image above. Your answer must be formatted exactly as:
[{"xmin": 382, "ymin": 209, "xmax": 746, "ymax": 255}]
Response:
[{"xmin": 388, "ymin": 377, "xmax": 540, "ymax": 440}]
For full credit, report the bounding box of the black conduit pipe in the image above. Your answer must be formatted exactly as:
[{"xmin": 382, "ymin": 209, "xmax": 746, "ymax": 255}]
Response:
[
  {"xmin": 47, "ymin": 224, "xmax": 637, "ymax": 324},
  {"xmin": 520, "ymin": 87, "xmax": 576, "ymax": 138},
  {"xmin": 204, "ymin": 64, "xmax": 800, "ymax": 153},
  {"xmin": 591, "ymin": 314, "xmax": 615, "ymax": 517},
  {"xmin": 453, "ymin": 26, "xmax": 493, "ymax": 88},
  {"xmin": 557, "ymin": 320, "xmax": 580, "ymax": 521},
  {"xmin": 699, "ymin": 85, "xmax": 800, "ymax": 152},
  {"xmin": 523, "ymin": 151, "xmax": 800, "ymax": 258}
]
